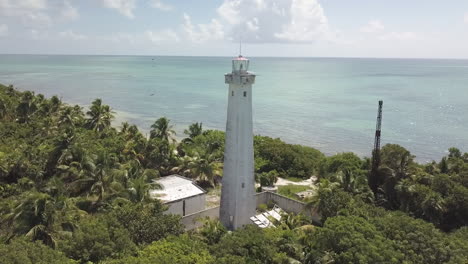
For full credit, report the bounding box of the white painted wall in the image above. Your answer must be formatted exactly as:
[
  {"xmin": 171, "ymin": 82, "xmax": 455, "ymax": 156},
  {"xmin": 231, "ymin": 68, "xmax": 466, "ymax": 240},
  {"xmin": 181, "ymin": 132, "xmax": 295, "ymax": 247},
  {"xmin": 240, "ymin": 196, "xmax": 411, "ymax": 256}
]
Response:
[
  {"xmin": 220, "ymin": 58, "xmax": 257, "ymax": 230},
  {"xmin": 164, "ymin": 194, "xmax": 206, "ymax": 216}
]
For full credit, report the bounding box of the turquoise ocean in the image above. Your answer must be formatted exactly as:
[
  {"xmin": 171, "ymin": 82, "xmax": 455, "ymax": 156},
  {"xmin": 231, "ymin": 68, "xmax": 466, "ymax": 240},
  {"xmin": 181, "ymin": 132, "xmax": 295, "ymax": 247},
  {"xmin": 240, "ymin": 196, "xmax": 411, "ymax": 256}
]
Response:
[{"xmin": 0, "ymin": 55, "xmax": 467, "ymax": 162}]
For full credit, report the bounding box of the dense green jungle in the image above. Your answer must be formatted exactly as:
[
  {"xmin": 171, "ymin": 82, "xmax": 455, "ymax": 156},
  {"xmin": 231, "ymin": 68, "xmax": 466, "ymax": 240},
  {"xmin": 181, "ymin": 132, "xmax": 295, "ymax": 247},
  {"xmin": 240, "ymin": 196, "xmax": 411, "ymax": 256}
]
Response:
[{"xmin": 0, "ymin": 84, "xmax": 467, "ymax": 263}]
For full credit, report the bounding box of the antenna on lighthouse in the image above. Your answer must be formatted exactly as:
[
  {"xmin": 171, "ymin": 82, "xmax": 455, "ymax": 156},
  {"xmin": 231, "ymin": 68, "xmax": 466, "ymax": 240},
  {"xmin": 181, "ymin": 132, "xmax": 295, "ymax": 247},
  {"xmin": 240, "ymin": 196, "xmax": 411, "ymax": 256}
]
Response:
[{"xmin": 239, "ymin": 36, "xmax": 242, "ymax": 57}]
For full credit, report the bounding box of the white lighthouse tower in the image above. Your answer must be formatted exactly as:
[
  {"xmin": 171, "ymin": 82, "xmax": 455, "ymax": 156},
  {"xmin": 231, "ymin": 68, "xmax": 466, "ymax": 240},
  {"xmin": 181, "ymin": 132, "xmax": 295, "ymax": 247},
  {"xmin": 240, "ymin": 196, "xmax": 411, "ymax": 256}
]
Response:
[{"xmin": 220, "ymin": 54, "xmax": 256, "ymax": 230}]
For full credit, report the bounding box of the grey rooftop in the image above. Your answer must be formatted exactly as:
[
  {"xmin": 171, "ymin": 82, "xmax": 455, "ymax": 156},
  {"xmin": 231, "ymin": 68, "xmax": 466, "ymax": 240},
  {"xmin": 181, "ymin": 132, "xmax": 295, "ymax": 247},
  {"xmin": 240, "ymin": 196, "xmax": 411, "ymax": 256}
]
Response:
[{"xmin": 149, "ymin": 175, "xmax": 205, "ymax": 203}]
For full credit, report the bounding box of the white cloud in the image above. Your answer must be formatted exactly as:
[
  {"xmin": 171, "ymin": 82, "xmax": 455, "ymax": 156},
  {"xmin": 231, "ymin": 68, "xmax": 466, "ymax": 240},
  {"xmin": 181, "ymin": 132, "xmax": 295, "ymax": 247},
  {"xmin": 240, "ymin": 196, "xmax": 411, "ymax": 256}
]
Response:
[
  {"xmin": 358, "ymin": 19, "xmax": 422, "ymax": 43},
  {"xmin": 0, "ymin": 24, "xmax": 8, "ymax": 37},
  {"xmin": 274, "ymin": 0, "xmax": 330, "ymax": 42},
  {"xmin": 183, "ymin": 13, "xmax": 224, "ymax": 43},
  {"xmin": 378, "ymin": 31, "xmax": 419, "ymax": 41},
  {"xmin": 104, "ymin": 32, "xmax": 137, "ymax": 44},
  {"xmin": 0, "ymin": 0, "xmax": 47, "ymax": 10},
  {"xmin": 59, "ymin": 30, "xmax": 87, "ymax": 40},
  {"xmin": 216, "ymin": 0, "xmax": 332, "ymax": 43},
  {"xmin": 150, "ymin": 0, "xmax": 172, "ymax": 11},
  {"xmin": 246, "ymin": 17, "xmax": 259, "ymax": 32},
  {"xmin": 61, "ymin": 1, "xmax": 79, "ymax": 20},
  {"xmin": 0, "ymin": 0, "xmax": 51, "ymax": 27},
  {"xmin": 101, "ymin": 0, "xmax": 136, "ymax": 18},
  {"xmin": 360, "ymin": 20, "xmax": 384, "ymax": 33},
  {"xmin": 146, "ymin": 29, "xmax": 180, "ymax": 44},
  {"xmin": 22, "ymin": 11, "xmax": 52, "ymax": 27},
  {"xmin": 29, "ymin": 29, "xmax": 48, "ymax": 39},
  {"xmin": 102, "ymin": 30, "xmax": 179, "ymax": 45}
]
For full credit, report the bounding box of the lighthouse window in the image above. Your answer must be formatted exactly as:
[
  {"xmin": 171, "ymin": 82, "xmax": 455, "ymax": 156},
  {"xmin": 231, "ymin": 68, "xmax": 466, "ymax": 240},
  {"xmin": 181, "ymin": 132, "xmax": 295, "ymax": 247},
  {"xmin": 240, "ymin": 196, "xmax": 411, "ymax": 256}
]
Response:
[
  {"xmin": 231, "ymin": 91, "xmax": 234, "ymax": 96},
  {"xmin": 243, "ymin": 91, "xmax": 247, "ymax": 97},
  {"xmin": 241, "ymin": 183, "xmax": 245, "ymax": 188}
]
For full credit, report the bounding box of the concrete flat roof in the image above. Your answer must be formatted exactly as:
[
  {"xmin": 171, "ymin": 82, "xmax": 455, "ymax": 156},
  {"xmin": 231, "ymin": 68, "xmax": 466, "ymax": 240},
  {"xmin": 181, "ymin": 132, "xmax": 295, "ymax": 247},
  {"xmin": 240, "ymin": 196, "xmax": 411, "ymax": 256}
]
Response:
[{"xmin": 149, "ymin": 175, "xmax": 205, "ymax": 203}]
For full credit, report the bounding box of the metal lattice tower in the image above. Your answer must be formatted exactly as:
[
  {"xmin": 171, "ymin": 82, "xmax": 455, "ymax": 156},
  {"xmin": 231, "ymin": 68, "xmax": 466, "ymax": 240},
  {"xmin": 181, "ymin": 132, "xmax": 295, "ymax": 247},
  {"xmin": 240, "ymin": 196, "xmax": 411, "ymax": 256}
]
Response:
[
  {"xmin": 374, "ymin": 100, "xmax": 383, "ymax": 152},
  {"xmin": 369, "ymin": 100, "xmax": 383, "ymax": 193}
]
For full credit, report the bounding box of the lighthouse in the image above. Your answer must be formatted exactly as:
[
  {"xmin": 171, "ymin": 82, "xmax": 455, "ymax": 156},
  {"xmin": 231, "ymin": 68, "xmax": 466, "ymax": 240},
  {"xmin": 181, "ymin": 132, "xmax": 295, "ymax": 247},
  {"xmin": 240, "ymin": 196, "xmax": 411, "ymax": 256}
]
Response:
[{"xmin": 220, "ymin": 55, "xmax": 256, "ymax": 230}]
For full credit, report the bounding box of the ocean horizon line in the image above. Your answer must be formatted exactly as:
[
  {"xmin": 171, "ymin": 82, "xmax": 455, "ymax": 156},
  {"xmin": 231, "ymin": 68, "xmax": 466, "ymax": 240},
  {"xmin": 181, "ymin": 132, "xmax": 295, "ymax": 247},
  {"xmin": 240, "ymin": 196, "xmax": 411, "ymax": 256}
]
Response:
[{"xmin": 1, "ymin": 53, "xmax": 468, "ymax": 61}]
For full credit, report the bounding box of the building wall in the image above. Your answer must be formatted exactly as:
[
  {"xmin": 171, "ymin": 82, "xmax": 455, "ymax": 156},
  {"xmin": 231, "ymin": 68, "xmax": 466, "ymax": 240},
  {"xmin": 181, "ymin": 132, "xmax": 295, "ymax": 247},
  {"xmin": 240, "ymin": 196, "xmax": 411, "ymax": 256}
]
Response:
[
  {"xmin": 181, "ymin": 206, "xmax": 220, "ymax": 230},
  {"xmin": 164, "ymin": 193, "xmax": 206, "ymax": 216},
  {"xmin": 181, "ymin": 192, "xmax": 320, "ymax": 230},
  {"xmin": 185, "ymin": 194, "xmax": 206, "ymax": 215},
  {"xmin": 256, "ymin": 192, "xmax": 321, "ymax": 223}
]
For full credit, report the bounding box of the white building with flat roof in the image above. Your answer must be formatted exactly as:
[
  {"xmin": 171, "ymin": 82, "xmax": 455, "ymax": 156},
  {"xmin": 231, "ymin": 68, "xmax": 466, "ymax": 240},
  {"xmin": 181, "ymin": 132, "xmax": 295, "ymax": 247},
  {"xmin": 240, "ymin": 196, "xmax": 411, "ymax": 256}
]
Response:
[{"xmin": 150, "ymin": 175, "xmax": 206, "ymax": 216}]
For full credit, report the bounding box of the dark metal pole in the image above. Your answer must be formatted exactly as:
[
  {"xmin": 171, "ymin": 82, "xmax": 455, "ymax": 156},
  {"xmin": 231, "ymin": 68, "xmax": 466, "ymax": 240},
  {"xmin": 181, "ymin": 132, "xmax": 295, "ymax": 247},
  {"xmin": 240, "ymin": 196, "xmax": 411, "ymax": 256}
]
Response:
[{"xmin": 369, "ymin": 100, "xmax": 383, "ymax": 194}]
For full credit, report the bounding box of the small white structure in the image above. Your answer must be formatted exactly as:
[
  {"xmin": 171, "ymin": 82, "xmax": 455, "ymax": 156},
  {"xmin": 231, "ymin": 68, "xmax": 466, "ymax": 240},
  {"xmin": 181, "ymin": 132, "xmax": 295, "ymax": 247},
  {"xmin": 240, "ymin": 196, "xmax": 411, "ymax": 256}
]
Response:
[
  {"xmin": 296, "ymin": 190, "xmax": 315, "ymax": 200},
  {"xmin": 150, "ymin": 175, "xmax": 206, "ymax": 216},
  {"xmin": 261, "ymin": 186, "xmax": 278, "ymax": 193},
  {"xmin": 220, "ymin": 55, "xmax": 257, "ymax": 230},
  {"xmin": 250, "ymin": 205, "xmax": 284, "ymax": 228}
]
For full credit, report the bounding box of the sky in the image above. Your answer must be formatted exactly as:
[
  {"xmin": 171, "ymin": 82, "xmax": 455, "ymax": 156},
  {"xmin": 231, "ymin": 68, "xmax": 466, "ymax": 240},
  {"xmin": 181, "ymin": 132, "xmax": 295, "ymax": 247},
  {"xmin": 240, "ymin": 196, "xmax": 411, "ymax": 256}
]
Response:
[{"xmin": 0, "ymin": 0, "xmax": 468, "ymax": 58}]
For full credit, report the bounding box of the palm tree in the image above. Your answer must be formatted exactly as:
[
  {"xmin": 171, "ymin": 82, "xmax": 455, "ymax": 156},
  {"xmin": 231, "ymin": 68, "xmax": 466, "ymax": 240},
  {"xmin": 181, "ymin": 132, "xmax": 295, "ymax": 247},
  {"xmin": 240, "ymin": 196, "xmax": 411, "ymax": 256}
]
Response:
[
  {"xmin": 183, "ymin": 122, "xmax": 203, "ymax": 143},
  {"xmin": 421, "ymin": 191, "xmax": 445, "ymax": 225},
  {"xmin": 0, "ymin": 97, "xmax": 6, "ymax": 119},
  {"xmin": 85, "ymin": 99, "xmax": 114, "ymax": 132},
  {"xmin": 58, "ymin": 106, "xmax": 83, "ymax": 128},
  {"xmin": 127, "ymin": 174, "xmax": 161, "ymax": 203},
  {"xmin": 306, "ymin": 179, "xmax": 339, "ymax": 216},
  {"xmin": 2, "ymin": 192, "xmax": 84, "ymax": 248},
  {"xmin": 87, "ymin": 151, "xmax": 119, "ymax": 202},
  {"xmin": 196, "ymin": 217, "xmax": 226, "ymax": 245},
  {"xmin": 59, "ymin": 149, "xmax": 120, "ymax": 203},
  {"xmin": 49, "ymin": 95, "xmax": 62, "ymax": 113},
  {"xmin": 150, "ymin": 117, "xmax": 176, "ymax": 142},
  {"xmin": 120, "ymin": 122, "xmax": 130, "ymax": 134},
  {"xmin": 127, "ymin": 125, "xmax": 140, "ymax": 137},
  {"xmin": 334, "ymin": 169, "xmax": 369, "ymax": 195},
  {"xmin": 280, "ymin": 212, "xmax": 310, "ymax": 230},
  {"xmin": 57, "ymin": 145, "xmax": 96, "ymax": 191},
  {"xmin": 172, "ymin": 155, "xmax": 193, "ymax": 176},
  {"xmin": 58, "ymin": 107, "xmax": 74, "ymax": 128},
  {"xmin": 395, "ymin": 178, "xmax": 416, "ymax": 212},
  {"xmin": 16, "ymin": 91, "xmax": 37, "ymax": 123},
  {"xmin": 45, "ymin": 130, "xmax": 75, "ymax": 178},
  {"xmin": 188, "ymin": 152, "xmax": 222, "ymax": 185}
]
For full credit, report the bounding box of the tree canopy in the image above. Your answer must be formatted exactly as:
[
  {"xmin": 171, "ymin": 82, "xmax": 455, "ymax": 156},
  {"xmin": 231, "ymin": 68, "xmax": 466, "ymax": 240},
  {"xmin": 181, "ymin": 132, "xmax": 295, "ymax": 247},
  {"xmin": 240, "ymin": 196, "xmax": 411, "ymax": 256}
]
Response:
[{"xmin": 0, "ymin": 84, "xmax": 467, "ymax": 263}]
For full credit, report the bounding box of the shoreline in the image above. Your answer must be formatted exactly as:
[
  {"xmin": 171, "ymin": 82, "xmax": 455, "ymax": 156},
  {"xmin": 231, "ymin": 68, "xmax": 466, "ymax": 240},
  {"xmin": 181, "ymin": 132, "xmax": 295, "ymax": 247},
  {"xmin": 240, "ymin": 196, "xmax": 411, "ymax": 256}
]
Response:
[{"xmin": 4, "ymin": 82, "xmax": 453, "ymax": 164}]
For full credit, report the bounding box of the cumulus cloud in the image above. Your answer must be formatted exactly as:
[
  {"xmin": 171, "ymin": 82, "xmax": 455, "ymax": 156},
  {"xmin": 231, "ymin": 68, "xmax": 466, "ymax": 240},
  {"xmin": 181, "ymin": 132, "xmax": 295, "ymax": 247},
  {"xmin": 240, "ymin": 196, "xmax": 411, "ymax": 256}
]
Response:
[
  {"xmin": 360, "ymin": 20, "xmax": 384, "ymax": 33},
  {"xmin": 22, "ymin": 11, "xmax": 52, "ymax": 27},
  {"xmin": 358, "ymin": 19, "xmax": 421, "ymax": 42},
  {"xmin": 0, "ymin": 0, "xmax": 51, "ymax": 27},
  {"xmin": 29, "ymin": 29, "xmax": 48, "ymax": 39},
  {"xmin": 0, "ymin": 0, "xmax": 48, "ymax": 10},
  {"xmin": 59, "ymin": 30, "xmax": 87, "ymax": 40},
  {"xmin": 378, "ymin": 31, "xmax": 419, "ymax": 41},
  {"xmin": 103, "ymin": 32, "xmax": 138, "ymax": 44},
  {"xmin": 0, "ymin": 24, "xmax": 8, "ymax": 37},
  {"xmin": 182, "ymin": 13, "xmax": 224, "ymax": 43},
  {"xmin": 150, "ymin": 0, "xmax": 172, "ymax": 11},
  {"xmin": 61, "ymin": 1, "xmax": 79, "ymax": 20},
  {"xmin": 216, "ymin": 0, "xmax": 332, "ymax": 43},
  {"xmin": 146, "ymin": 29, "xmax": 180, "ymax": 44},
  {"xmin": 101, "ymin": 0, "xmax": 136, "ymax": 18}
]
